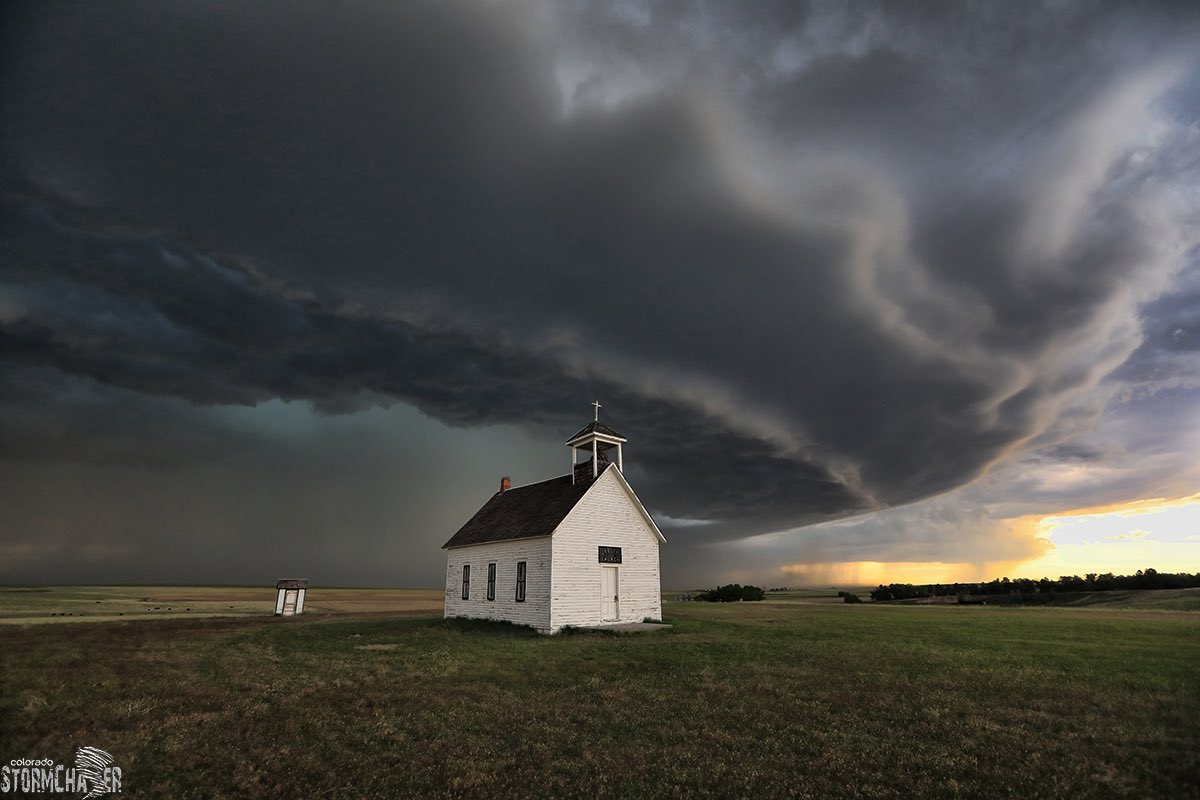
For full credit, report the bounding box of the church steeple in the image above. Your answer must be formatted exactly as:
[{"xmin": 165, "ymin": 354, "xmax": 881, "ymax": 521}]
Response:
[{"xmin": 565, "ymin": 402, "xmax": 627, "ymax": 484}]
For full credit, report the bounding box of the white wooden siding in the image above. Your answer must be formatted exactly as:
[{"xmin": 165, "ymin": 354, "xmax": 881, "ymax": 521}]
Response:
[
  {"xmin": 550, "ymin": 468, "xmax": 662, "ymax": 632},
  {"xmin": 444, "ymin": 537, "xmax": 553, "ymax": 632}
]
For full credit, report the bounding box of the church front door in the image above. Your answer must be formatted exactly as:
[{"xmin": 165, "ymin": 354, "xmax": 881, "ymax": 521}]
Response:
[{"xmin": 601, "ymin": 566, "xmax": 619, "ymax": 621}]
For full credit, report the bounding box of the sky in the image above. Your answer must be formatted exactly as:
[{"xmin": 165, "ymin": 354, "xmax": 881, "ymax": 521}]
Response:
[{"xmin": 2, "ymin": 1, "xmax": 1198, "ymax": 589}]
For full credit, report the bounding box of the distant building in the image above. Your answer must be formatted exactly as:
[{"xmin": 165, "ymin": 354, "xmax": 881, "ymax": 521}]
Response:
[
  {"xmin": 442, "ymin": 406, "xmax": 665, "ymax": 633},
  {"xmin": 274, "ymin": 579, "xmax": 307, "ymax": 616}
]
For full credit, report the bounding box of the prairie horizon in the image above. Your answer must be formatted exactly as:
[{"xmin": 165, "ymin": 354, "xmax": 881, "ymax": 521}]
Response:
[{"xmin": 4, "ymin": 583, "xmax": 1198, "ymax": 625}]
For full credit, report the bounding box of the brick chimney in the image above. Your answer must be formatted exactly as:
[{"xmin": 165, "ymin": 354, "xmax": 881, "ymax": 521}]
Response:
[{"xmin": 500, "ymin": 476, "xmax": 511, "ymax": 492}]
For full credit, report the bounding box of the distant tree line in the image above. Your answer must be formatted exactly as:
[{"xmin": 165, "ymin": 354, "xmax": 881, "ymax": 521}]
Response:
[
  {"xmin": 696, "ymin": 584, "xmax": 766, "ymax": 602},
  {"xmin": 870, "ymin": 569, "xmax": 1200, "ymax": 602}
]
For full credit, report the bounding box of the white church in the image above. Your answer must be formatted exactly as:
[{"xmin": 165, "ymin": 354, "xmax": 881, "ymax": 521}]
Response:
[{"xmin": 442, "ymin": 405, "xmax": 665, "ymax": 633}]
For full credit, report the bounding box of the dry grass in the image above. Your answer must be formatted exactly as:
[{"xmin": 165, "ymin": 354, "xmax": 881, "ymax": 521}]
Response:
[
  {"xmin": 0, "ymin": 597, "xmax": 1196, "ymax": 799},
  {"xmin": 0, "ymin": 586, "xmax": 443, "ymax": 624}
]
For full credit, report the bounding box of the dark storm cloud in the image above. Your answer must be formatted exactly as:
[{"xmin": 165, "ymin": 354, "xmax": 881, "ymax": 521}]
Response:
[
  {"xmin": 0, "ymin": 365, "xmax": 239, "ymax": 467},
  {"xmin": 2, "ymin": 0, "xmax": 1199, "ymax": 583},
  {"xmin": 1, "ymin": 197, "xmax": 865, "ymax": 534}
]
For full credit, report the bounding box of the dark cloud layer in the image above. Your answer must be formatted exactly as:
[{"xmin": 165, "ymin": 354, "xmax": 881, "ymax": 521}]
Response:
[{"xmin": 2, "ymin": 1, "xmax": 1198, "ymax": 584}]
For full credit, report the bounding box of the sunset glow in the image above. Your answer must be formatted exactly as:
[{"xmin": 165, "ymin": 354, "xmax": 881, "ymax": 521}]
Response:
[
  {"xmin": 772, "ymin": 494, "xmax": 1200, "ymax": 587},
  {"xmin": 1014, "ymin": 494, "xmax": 1200, "ymax": 580},
  {"xmin": 780, "ymin": 560, "xmax": 1000, "ymax": 587}
]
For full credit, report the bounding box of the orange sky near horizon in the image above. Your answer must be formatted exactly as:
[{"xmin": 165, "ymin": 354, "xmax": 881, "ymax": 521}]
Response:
[
  {"xmin": 1011, "ymin": 492, "xmax": 1200, "ymax": 579},
  {"xmin": 778, "ymin": 493, "xmax": 1200, "ymax": 587}
]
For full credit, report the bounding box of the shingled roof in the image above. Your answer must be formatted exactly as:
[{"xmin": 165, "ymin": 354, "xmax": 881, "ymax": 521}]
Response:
[
  {"xmin": 565, "ymin": 421, "xmax": 626, "ymax": 443},
  {"xmin": 442, "ymin": 468, "xmax": 609, "ymax": 549}
]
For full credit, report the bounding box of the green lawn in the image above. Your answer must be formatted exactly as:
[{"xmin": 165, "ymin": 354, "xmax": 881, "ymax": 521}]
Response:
[{"xmin": 1, "ymin": 597, "xmax": 1196, "ymax": 798}]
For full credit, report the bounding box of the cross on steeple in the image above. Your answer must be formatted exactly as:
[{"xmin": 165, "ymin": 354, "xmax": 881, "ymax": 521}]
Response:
[{"xmin": 592, "ymin": 400, "xmax": 602, "ymax": 421}]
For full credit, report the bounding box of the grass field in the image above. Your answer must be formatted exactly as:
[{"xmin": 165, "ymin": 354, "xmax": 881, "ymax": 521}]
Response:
[
  {"xmin": 1, "ymin": 590, "xmax": 1197, "ymax": 799},
  {"xmin": 0, "ymin": 586, "xmax": 443, "ymax": 624},
  {"xmin": 0, "ymin": 585, "xmax": 870, "ymax": 625},
  {"xmin": 1059, "ymin": 587, "xmax": 1200, "ymax": 610}
]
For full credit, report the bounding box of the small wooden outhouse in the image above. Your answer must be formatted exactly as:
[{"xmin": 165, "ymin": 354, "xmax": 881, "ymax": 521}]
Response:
[{"xmin": 274, "ymin": 579, "xmax": 307, "ymax": 616}]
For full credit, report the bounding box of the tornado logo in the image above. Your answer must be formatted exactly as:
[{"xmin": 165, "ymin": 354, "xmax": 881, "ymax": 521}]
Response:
[{"xmin": 74, "ymin": 746, "xmax": 114, "ymax": 799}]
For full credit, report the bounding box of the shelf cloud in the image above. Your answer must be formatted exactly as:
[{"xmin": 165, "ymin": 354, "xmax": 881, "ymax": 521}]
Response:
[{"xmin": 2, "ymin": 1, "xmax": 1198, "ymax": 585}]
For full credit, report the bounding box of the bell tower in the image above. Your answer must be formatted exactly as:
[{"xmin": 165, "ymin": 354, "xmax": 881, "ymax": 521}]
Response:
[{"xmin": 565, "ymin": 401, "xmax": 627, "ymax": 484}]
